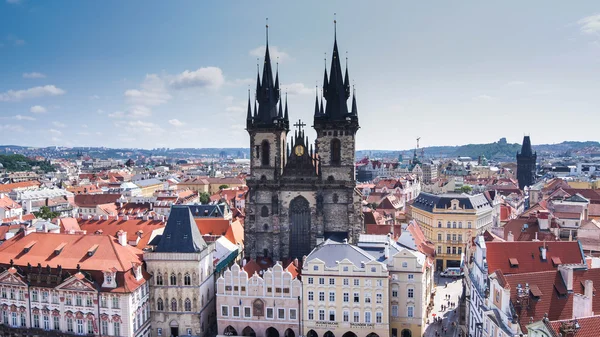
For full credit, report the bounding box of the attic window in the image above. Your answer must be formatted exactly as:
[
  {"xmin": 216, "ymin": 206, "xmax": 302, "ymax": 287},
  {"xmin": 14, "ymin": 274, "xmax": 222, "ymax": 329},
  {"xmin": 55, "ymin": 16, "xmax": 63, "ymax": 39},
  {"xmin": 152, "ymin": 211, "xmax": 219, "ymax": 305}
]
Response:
[
  {"xmin": 87, "ymin": 244, "xmax": 99, "ymax": 257},
  {"xmin": 23, "ymin": 241, "xmax": 37, "ymax": 253},
  {"xmin": 551, "ymin": 256, "xmax": 562, "ymax": 267},
  {"xmin": 509, "ymin": 258, "xmax": 519, "ymax": 268},
  {"xmin": 54, "ymin": 242, "xmax": 67, "ymax": 255},
  {"xmin": 529, "ymin": 284, "xmax": 543, "ymax": 298}
]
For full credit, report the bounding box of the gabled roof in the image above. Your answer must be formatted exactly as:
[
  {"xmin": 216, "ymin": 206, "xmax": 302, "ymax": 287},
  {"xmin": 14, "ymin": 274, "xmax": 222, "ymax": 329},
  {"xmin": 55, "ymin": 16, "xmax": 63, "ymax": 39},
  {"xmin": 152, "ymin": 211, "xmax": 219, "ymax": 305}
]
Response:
[
  {"xmin": 154, "ymin": 205, "xmax": 206, "ymax": 253},
  {"xmin": 305, "ymin": 239, "xmax": 376, "ymax": 268},
  {"xmin": 411, "ymin": 192, "xmax": 492, "ymax": 214},
  {"xmin": 548, "ymin": 315, "xmax": 600, "ymax": 337},
  {"xmin": 74, "ymin": 193, "xmax": 122, "ymax": 207}
]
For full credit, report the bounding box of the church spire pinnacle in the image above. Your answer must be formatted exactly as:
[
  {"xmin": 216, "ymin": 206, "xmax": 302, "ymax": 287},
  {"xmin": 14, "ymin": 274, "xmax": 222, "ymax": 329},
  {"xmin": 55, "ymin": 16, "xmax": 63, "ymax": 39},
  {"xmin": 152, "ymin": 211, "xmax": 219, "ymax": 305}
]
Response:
[
  {"xmin": 251, "ymin": 19, "xmax": 281, "ymax": 127},
  {"xmin": 314, "ymin": 86, "xmax": 320, "ymax": 117},
  {"xmin": 284, "ymin": 92, "xmax": 289, "ymax": 121},
  {"xmin": 351, "ymin": 85, "xmax": 358, "ymax": 117},
  {"xmin": 246, "ymin": 88, "xmax": 252, "ymax": 121}
]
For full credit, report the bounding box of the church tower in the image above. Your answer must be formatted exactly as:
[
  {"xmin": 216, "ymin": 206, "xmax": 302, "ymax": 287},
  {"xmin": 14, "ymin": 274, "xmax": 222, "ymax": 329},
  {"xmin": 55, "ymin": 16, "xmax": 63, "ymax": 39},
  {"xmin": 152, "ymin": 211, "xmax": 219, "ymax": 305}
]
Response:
[{"xmin": 517, "ymin": 135, "xmax": 536, "ymax": 189}]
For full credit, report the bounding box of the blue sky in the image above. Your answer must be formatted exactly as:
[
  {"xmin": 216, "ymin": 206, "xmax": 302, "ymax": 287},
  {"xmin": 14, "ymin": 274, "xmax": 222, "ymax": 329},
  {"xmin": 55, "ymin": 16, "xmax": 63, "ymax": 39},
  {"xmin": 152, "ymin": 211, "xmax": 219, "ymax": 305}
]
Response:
[{"xmin": 1, "ymin": 1, "xmax": 600, "ymax": 150}]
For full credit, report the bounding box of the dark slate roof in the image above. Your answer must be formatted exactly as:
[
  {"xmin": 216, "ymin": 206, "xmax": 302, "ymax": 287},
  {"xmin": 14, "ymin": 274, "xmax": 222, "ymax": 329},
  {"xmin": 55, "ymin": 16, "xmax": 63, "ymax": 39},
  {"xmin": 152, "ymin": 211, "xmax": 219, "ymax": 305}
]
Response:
[
  {"xmin": 306, "ymin": 239, "xmax": 375, "ymax": 268},
  {"xmin": 187, "ymin": 204, "xmax": 228, "ymax": 218},
  {"xmin": 411, "ymin": 192, "xmax": 492, "ymax": 214},
  {"xmin": 154, "ymin": 205, "xmax": 206, "ymax": 253}
]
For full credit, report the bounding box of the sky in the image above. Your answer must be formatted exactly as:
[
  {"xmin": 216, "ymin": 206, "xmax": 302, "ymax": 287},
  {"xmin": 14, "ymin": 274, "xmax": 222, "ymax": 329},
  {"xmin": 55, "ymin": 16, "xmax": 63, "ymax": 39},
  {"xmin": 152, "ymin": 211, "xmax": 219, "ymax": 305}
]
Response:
[{"xmin": 1, "ymin": 1, "xmax": 600, "ymax": 150}]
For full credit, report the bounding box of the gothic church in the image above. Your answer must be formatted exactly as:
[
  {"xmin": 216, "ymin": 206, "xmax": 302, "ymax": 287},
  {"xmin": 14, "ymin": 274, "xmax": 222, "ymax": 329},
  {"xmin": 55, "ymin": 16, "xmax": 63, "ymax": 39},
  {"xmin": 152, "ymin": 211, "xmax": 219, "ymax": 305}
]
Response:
[{"xmin": 244, "ymin": 23, "xmax": 363, "ymax": 261}]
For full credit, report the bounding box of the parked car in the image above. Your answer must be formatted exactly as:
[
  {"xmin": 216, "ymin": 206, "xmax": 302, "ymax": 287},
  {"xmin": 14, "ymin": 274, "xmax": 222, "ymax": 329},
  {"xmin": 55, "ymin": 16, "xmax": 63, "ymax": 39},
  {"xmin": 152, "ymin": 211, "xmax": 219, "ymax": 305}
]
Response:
[{"xmin": 441, "ymin": 267, "xmax": 464, "ymax": 278}]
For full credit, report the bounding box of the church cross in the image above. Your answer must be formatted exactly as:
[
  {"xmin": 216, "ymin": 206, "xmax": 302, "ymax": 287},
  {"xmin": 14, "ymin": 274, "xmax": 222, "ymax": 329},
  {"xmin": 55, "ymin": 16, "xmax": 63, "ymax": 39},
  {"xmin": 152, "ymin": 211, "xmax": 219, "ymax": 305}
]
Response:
[{"xmin": 293, "ymin": 119, "xmax": 306, "ymax": 132}]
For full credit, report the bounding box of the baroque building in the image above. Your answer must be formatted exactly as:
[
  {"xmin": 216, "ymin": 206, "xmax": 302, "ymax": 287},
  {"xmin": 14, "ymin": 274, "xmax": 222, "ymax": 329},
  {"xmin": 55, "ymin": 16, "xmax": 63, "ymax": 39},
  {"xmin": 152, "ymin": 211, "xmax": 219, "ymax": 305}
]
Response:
[
  {"xmin": 516, "ymin": 135, "xmax": 536, "ymax": 190},
  {"xmin": 244, "ymin": 23, "xmax": 363, "ymax": 261}
]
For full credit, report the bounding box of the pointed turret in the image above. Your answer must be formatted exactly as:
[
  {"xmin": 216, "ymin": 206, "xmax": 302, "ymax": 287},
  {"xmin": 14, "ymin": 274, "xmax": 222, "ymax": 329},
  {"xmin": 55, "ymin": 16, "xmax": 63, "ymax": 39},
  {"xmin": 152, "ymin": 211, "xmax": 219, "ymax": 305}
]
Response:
[
  {"xmin": 246, "ymin": 89, "xmax": 253, "ymax": 127},
  {"xmin": 323, "ymin": 66, "xmax": 329, "ymax": 97},
  {"xmin": 314, "ymin": 90, "xmax": 320, "ymax": 117},
  {"xmin": 344, "ymin": 58, "xmax": 350, "ymax": 98},
  {"xmin": 319, "ymin": 94, "xmax": 324, "ymax": 115},
  {"xmin": 278, "ymin": 98, "xmax": 283, "ymax": 119},
  {"xmin": 520, "ymin": 136, "xmax": 534, "ymax": 156},
  {"xmin": 351, "ymin": 87, "xmax": 358, "ymax": 116},
  {"xmin": 284, "ymin": 93, "xmax": 289, "ymax": 122}
]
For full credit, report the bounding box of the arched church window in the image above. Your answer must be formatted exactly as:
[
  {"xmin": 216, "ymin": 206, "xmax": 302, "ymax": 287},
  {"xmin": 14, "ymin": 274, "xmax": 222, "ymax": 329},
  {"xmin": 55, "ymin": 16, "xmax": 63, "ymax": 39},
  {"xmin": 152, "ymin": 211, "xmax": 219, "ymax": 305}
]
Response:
[
  {"xmin": 327, "ymin": 176, "xmax": 335, "ymax": 182},
  {"xmin": 184, "ymin": 298, "xmax": 191, "ymax": 311},
  {"xmin": 261, "ymin": 140, "xmax": 270, "ymax": 166},
  {"xmin": 263, "ymin": 224, "xmax": 269, "ymax": 231},
  {"xmin": 157, "ymin": 298, "xmax": 163, "ymax": 311},
  {"xmin": 331, "ymin": 138, "xmax": 341, "ymax": 165},
  {"xmin": 261, "ymin": 206, "xmax": 269, "ymax": 217},
  {"xmin": 171, "ymin": 298, "xmax": 177, "ymax": 311},
  {"xmin": 184, "ymin": 273, "xmax": 191, "ymax": 286},
  {"xmin": 156, "ymin": 274, "xmax": 163, "ymax": 285},
  {"xmin": 170, "ymin": 273, "xmax": 177, "ymax": 286}
]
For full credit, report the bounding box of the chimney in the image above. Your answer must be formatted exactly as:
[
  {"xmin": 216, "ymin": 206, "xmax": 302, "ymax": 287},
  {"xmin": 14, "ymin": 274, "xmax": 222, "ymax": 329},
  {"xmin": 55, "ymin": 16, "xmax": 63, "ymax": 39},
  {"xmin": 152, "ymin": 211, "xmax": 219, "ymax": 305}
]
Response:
[
  {"xmin": 533, "ymin": 232, "xmax": 539, "ymax": 241},
  {"xmin": 384, "ymin": 242, "xmax": 390, "ymax": 259},
  {"xmin": 117, "ymin": 231, "xmax": 127, "ymax": 246},
  {"xmin": 507, "ymin": 231, "xmax": 514, "ymax": 242},
  {"xmin": 558, "ymin": 265, "xmax": 574, "ymax": 292},
  {"xmin": 5, "ymin": 232, "xmax": 15, "ymax": 241},
  {"xmin": 24, "ymin": 226, "xmax": 36, "ymax": 236},
  {"xmin": 541, "ymin": 246, "xmax": 547, "ymax": 261},
  {"xmin": 573, "ymin": 279, "xmax": 594, "ymax": 318},
  {"xmin": 585, "ymin": 280, "xmax": 594, "ymax": 299}
]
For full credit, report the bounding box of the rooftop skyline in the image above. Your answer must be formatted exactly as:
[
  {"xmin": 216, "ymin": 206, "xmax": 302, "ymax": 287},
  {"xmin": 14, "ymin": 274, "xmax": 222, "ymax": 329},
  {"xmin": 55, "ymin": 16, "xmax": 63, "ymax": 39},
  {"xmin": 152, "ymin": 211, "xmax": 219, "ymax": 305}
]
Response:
[{"xmin": 1, "ymin": 1, "xmax": 600, "ymax": 150}]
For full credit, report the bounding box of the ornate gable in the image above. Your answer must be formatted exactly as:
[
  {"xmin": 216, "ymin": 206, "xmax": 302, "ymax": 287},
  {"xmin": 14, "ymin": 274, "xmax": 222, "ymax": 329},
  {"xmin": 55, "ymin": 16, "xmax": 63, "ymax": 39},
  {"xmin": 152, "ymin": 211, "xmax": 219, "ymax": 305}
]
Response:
[
  {"xmin": 0, "ymin": 269, "xmax": 27, "ymax": 286},
  {"xmin": 56, "ymin": 275, "xmax": 96, "ymax": 292}
]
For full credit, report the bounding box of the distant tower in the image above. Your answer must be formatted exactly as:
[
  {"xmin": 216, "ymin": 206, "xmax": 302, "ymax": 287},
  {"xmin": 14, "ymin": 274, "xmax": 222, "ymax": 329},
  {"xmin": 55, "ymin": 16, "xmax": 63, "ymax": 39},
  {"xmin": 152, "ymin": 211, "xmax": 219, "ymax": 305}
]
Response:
[{"xmin": 517, "ymin": 136, "xmax": 536, "ymax": 189}]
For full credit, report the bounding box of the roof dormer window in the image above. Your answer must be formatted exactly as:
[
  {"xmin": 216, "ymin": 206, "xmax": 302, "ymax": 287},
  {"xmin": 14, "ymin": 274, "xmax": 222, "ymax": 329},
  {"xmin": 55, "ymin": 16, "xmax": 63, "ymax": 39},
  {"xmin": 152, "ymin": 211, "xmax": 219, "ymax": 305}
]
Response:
[{"xmin": 102, "ymin": 271, "xmax": 116, "ymax": 288}]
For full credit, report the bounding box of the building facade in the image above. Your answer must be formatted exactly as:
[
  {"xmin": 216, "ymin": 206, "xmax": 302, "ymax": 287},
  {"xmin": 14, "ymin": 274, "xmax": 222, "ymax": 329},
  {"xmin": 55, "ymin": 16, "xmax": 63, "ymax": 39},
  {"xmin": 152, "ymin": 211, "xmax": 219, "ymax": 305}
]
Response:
[
  {"xmin": 144, "ymin": 205, "xmax": 215, "ymax": 337},
  {"xmin": 516, "ymin": 136, "xmax": 536, "ymax": 190},
  {"xmin": 216, "ymin": 261, "xmax": 302, "ymax": 337},
  {"xmin": 302, "ymin": 240, "xmax": 389, "ymax": 337},
  {"xmin": 244, "ymin": 26, "xmax": 363, "ymax": 261},
  {"xmin": 409, "ymin": 192, "xmax": 493, "ymax": 270}
]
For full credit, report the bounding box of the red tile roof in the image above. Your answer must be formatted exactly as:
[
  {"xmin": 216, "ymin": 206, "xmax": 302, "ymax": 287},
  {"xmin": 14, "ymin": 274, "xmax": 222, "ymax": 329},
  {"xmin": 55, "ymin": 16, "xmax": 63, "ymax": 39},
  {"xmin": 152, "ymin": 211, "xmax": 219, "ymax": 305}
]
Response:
[
  {"xmin": 485, "ymin": 241, "xmax": 583, "ymax": 275},
  {"xmin": 0, "ymin": 195, "xmax": 21, "ymax": 210},
  {"xmin": 224, "ymin": 220, "xmax": 244, "ymax": 247},
  {"xmin": 0, "ymin": 180, "xmax": 41, "ymax": 193},
  {"xmin": 77, "ymin": 217, "xmax": 165, "ymax": 248},
  {"xmin": 195, "ymin": 219, "xmax": 230, "ymax": 236},
  {"xmin": 548, "ymin": 315, "xmax": 600, "ymax": 337},
  {"xmin": 74, "ymin": 193, "xmax": 122, "ymax": 207}
]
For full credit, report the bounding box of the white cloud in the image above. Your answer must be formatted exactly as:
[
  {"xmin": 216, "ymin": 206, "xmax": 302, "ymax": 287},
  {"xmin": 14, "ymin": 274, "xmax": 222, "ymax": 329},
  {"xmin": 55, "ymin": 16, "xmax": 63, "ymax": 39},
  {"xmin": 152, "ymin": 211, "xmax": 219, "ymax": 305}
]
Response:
[
  {"xmin": 30, "ymin": 105, "xmax": 46, "ymax": 113},
  {"xmin": 6, "ymin": 0, "xmax": 22, "ymax": 4},
  {"xmin": 108, "ymin": 111, "xmax": 125, "ymax": 118},
  {"xmin": 168, "ymin": 119, "xmax": 184, "ymax": 127},
  {"xmin": 578, "ymin": 14, "xmax": 600, "ymax": 34},
  {"xmin": 115, "ymin": 120, "xmax": 164, "ymax": 133},
  {"xmin": 77, "ymin": 132, "xmax": 90, "ymax": 136},
  {"xmin": 97, "ymin": 109, "xmax": 105, "ymax": 114},
  {"xmin": 169, "ymin": 67, "xmax": 225, "ymax": 90},
  {"xmin": 507, "ymin": 81, "xmax": 526, "ymax": 86},
  {"xmin": 14, "ymin": 39, "xmax": 25, "ymax": 46},
  {"xmin": 250, "ymin": 45, "xmax": 291, "ymax": 63},
  {"xmin": 52, "ymin": 121, "xmax": 66, "ymax": 128},
  {"xmin": 473, "ymin": 94, "xmax": 493, "ymax": 101},
  {"xmin": 284, "ymin": 82, "xmax": 313, "ymax": 96},
  {"xmin": 89, "ymin": 95, "xmax": 100, "ymax": 100},
  {"xmin": 225, "ymin": 106, "xmax": 244, "ymax": 113},
  {"xmin": 228, "ymin": 78, "xmax": 254, "ymax": 86},
  {"xmin": 49, "ymin": 129, "xmax": 62, "ymax": 136},
  {"xmin": 127, "ymin": 105, "xmax": 152, "ymax": 117},
  {"xmin": 124, "ymin": 74, "xmax": 171, "ymax": 106},
  {"xmin": 81, "ymin": 124, "xmax": 88, "ymax": 128},
  {"xmin": 0, "ymin": 85, "xmax": 66, "ymax": 102},
  {"xmin": 14, "ymin": 115, "xmax": 35, "ymax": 121},
  {"xmin": 0, "ymin": 124, "xmax": 24, "ymax": 132},
  {"xmin": 23, "ymin": 72, "xmax": 46, "ymax": 79}
]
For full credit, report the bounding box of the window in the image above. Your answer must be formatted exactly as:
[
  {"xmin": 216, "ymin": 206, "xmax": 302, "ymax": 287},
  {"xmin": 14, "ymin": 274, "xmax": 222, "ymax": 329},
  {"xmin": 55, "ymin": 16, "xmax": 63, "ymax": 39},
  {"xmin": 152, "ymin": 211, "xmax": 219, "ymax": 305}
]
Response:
[
  {"xmin": 343, "ymin": 310, "xmax": 349, "ymax": 322},
  {"xmin": 244, "ymin": 307, "xmax": 251, "ymax": 318},
  {"xmin": 452, "ymin": 247, "xmax": 457, "ymax": 255},
  {"xmin": 22, "ymin": 314, "xmax": 27, "ymax": 327},
  {"xmin": 232, "ymin": 306, "xmax": 240, "ymax": 317},
  {"xmin": 408, "ymin": 288, "xmax": 414, "ymax": 298},
  {"xmin": 376, "ymin": 293, "xmax": 382, "ymax": 303},
  {"xmin": 319, "ymin": 309, "xmax": 325, "ymax": 321},
  {"xmin": 221, "ymin": 306, "xmax": 228, "ymax": 317},
  {"xmin": 112, "ymin": 296, "xmax": 119, "ymax": 309},
  {"xmin": 9, "ymin": 289, "xmax": 14, "ymax": 300},
  {"xmin": 446, "ymin": 234, "xmax": 451, "ymax": 242},
  {"xmin": 402, "ymin": 262, "xmax": 408, "ymax": 268},
  {"xmin": 376, "ymin": 311, "xmax": 382, "ymax": 323},
  {"xmin": 185, "ymin": 298, "xmax": 192, "ymax": 311},
  {"xmin": 329, "ymin": 310, "xmax": 335, "ymax": 321},
  {"xmin": 261, "ymin": 206, "xmax": 269, "ymax": 217},
  {"xmin": 157, "ymin": 298, "xmax": 164, "ymax": 311},
  {"xmin": 290, "ymin": 309, "xmax": 297, "ymax": 320},
  {"xmin": 86, "ymin": 295, "xmax": 93, "ymax": 307},
  {"xmin": 43, "ymin": 315, "xmax": 49, "ymax": 330},
  {"xmin": 278, "ymin": 308, "xmax": 285, "ymax": 319},
  {"xmin": 343, "ymin": 292, "xmax": 349, "ymax": 302},
  {"xmin": 33, "ymin": 314, "xmax": 40, "ymax": 328},
  {"xmin": 308, "ymin": 309, "xmax": 314, "ymax": 320},
  {"xmin": 354, "ymin": 279, "xmax": 360, "ymax": 286},
  {"xmin": 437, "ymin": 246, "xmax": 442, "ymax": 254},
  {"xmin": 447, "ymin": 221, "xmax": 451, "ymax": 228},
  {"xmin": 371, "ymin": 267, "xmax": 376, "ymax": 272},
  {"xmin": 42, "ymin": 291, "xmax": 48, "ymax": 302},
  {"xmin": 261, "ymin": 140, "xmax": 270, "ymax": 166},
  {"xmin": 447, "ymin": 246, "xmax": 451, "ymax": 254},
  {"xmin": 76, "ymin": 319, "xmax": 83, "ymax": 334},
  {"xmin": 408, "ymin": 306, "xmax": 414, "ymax": 317},
  {"xmin": 343, "ymin": 278, "xmax": 349, "ymax": 286},
  {"xmin": 453, "ymin": 221, "xmax": 457, "ymax": 228},
  {"xmin": 11, "ymin": 312, "xmax": 16, "ymax": 327},
  {"xmin": 391, "ymin": 305, "xmax": 399, "ymax": 317},
  {"xmin": 308, "ymin": 291, "xmax": 314, "ymax": 301},
  {"xmin": 87, "ymin": 320, "xmax": 94, "ymax": 334},
  {"xmin": 156, "ymin": 274, "xmax": 163, "ymax": 285},
  {"xmin": 343, "ymin": 266, "xmax": 349, "ymax": 272},
  {"xmin": 459, "ymin": 222, "xmax": 463, "ymax": 228},
  {"xmin": 184, "ymin": 273, "xmax": 191, "ymax": 285},
  {"xmin": 458, "ymin": 247, "xmax": 463, "ymax": 255},
  {"xmin": 18, "ymin": 290, "xmax": 23, "ymax": 300},
  {"xmin": 319, "ymin": 292, "xmax": 325, "ymax": 301},
  {"xmin": 101, "ymin": 296, "xmax": 107, "ymax": 308},
  {"xmin": 452, "ymin": 234, "xmax": 457, "ymax": 242},
  {"xmin": 365, "ymin": 293, "xmax": 371, "ymax": 303},
  {"xmin": 438, "ymin": 221, "xmax": 442, "ymax": 228},
  {"xmin": 392, "ymin": 288, "xmax": 398, "ymax": 297},
  {"xmin": 329, "ymin": 292, "xmax": 335, "ymax": 301},
  {"xmin": 170, "ymin": 273, "xmax": 177, "ymax": 285},
  {"xmin": 2, "ymin": 311, "xmax": 7, "ymax": 325},
  {"xmin": 171, "ymin": 298, "xmax": 177, "ymax": 311},
  {"xmin": 319, "ymin": 277, "xmax": 325, "ymax": 285},
  {"xmin": 331, "ymin": 138, "xmax": 341, "ymax": 165},
  {"xmin": 313, "ymin": 265, "xmax": 318, "ymax": 271},
  {"xmin": 365, "ymin": 311, "xmax": 371, "ymax": 323},
  {"xmin": 67, "ymin": 318, "xmax": 73, "ymax": 332},
  {"xmin": 113, "ymin": 322, "xmax": 120, "ymax": 336},
  {"xmin": 101, "ymin": 321, "xmax": 108, "ymax": 335},
  {"xmin": 354, "ymin": 292, "xmax": 360, "ymax": 303},
  {"xmin": 52, "ymin": 292, "xmax": 58, "ymax": 304},
  {"xmin": 438, "ymin": 233, "xmax": 442, "ymax": 241},
  {"xmin": 267, "ymin": 308, "xmax": 274, "ymax": 319},
  {"xmin": 458, "ymin": 234, "xmax": 463, "ymax": 242},
  {"xmin": 353, "ymin": 311, "xmax": 360, "ymax": 323},
  {"xmin": 75, "ymin": 294, "xmax": 82, "ymax": 306},
  {"xmin": 329, "ymin": 278, "xmax": 335, "ymax": 285},
  {"xmin": 468, "ymin": 222, "xmax": 472, "ymax": 229},
  {"xmin": 32, "ymin": 290, "xmax": 38, "ymax": 302},
  {"xmin": 308, "ymin": 277, "xmax": 313, "ymax": 284}
]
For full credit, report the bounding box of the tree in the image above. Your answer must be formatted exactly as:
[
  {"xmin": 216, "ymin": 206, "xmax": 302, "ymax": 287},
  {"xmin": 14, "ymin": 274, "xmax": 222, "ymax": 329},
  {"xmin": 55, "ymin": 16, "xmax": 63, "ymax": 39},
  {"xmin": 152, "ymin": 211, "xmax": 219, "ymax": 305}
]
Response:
[
  {"xmin": 199, "ymin": 192, "xmax": 211, "ymax": 205},
  {"xmin": 460, "ymin": 185, "xmax": 473, "ymax": 194},
  {"xmin": 218, "ymin": 184, "xmax": 229, "ymax": 190},
  {"xmin": 33, "ymin": 206, "xmax": 60, "ymax": 220}
]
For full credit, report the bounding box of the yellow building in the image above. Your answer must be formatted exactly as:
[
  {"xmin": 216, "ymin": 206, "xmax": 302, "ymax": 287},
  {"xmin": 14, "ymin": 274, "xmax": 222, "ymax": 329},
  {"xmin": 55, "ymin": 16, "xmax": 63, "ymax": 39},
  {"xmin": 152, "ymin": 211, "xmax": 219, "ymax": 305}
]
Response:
[
  {"xmin": 409, "ymin": 192, "xmax": 493, "ymax": 271},
  {"xmin": 302, "ymin": 240, "xmax": 389, "ymax": 337},
  {"xmin": 134, "ymin": 178, "xmax": 165, "ymax": 197}
]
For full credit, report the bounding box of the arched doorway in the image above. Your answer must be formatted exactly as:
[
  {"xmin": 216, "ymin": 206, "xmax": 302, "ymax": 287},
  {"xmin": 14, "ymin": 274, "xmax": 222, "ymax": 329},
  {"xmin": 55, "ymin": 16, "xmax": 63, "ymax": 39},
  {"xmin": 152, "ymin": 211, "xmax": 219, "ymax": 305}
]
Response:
[
  {"xmin": 341, "ymin": 332, "xmax": 357, "ymax": 337},
  {"xmin": 284, "ymin": 328, "xmax": 296, "ymax": 337},
  {"xmin": 324, "ymin": 331, "xmax": 335, "ymax": 337},
  {"xmin": 169, "ymin": 319, "xmax": 179, "ymax": 337},
  {"xmin": 224, "ymin": 326, "xmax": 238, "ymax": 336},
  {"xmin": 266, "ymin": 327, "xmax": 280, "ymax": 337},
  {"xmin": 401, "ymin": 329, "xmax": 412, "ymax": 337},
  {"xmin": 366, "ymin": 334, "xmax": 380, "ymax": 337},
  {"xmin": 289, "ymin": 196, "xmax": 311, "ymax": 258},
  {"xmin": 242, "ymin": 326, "xmax": 256, "ymax": 337},
  {"xmin": 307, "ymin": 330, "xmax": 318, "ymax": 337}
]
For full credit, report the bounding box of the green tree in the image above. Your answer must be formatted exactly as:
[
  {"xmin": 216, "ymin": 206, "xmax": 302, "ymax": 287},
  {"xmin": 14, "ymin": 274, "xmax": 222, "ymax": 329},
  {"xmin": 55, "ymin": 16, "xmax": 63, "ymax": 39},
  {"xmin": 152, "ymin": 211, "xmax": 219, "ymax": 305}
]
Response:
[
  {"xmin": 460, "ymin": 185, "xmax": 473, "ymax": 194},
  {"xmin": 199, "ymin": 192, "xmax": 211, "ymax": 204},
  {"xmin": 218, "ymin": 184, "xmax": 229, "ymax": 190},
  {"xmin": 33, "ymin": 206, "xmax": 60, "ymax": 220}
]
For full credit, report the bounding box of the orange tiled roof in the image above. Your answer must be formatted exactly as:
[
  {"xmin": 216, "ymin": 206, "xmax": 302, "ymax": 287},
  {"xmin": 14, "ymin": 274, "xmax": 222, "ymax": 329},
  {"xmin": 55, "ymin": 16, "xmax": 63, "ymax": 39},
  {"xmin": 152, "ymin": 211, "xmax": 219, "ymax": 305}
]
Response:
[
  {"xmin": 195, "ymin": 218, "xmax": 230, "ymax": 236},
  {"xmin": 224, "ymin": 220, "xmax": 244, "ymax": 246},
  {"xmin": 0, "ymin": 180, "xmax": 41, "ymax": 193},
  {"xmin": 77, "ymin": 217, "xmax": 165, "ymax": 248},
  {"xmin": 0, "ymin": 195, "xmax": 21, "ymax": 210}
]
